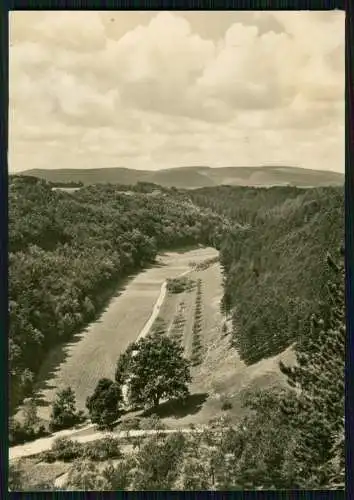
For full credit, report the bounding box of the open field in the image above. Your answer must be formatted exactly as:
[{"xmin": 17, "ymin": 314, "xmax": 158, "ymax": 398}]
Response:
[{"xmin": 25, "ymin": 247, "xmax": 218, "ymax": 421}]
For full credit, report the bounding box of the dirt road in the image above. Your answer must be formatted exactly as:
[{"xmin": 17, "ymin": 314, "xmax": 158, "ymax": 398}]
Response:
[{"xmin": 10, "ymin": 427, "xmax": 204, "ymax": 461}]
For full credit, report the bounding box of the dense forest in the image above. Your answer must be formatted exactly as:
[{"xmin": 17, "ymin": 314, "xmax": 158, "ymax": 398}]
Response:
[
  {"xmin": 9, "ymin": 177, "xmax": 345, "ymax": 490},
  {"xmin": 189, "ymin": 185, "xmax": 344, "ymax": 363},
  {"xmin": 9, "ymin": 176, "xmax": 229, "ymax": 411}
]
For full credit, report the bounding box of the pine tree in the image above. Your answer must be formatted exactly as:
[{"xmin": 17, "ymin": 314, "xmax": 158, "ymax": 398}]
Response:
[
  {"xmin": 86, "ymin": 378, "xmax": 123, "ymax": 429},
  {"xmin": 50, "ymin": 387, "xmax": 82, "ymax": 431},
  {"xmin": 279, "ymin": 248, "xmax": 345, "ymax": 487}
]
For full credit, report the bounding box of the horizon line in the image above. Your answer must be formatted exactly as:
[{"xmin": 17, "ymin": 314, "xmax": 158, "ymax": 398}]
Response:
[{"xmin": 11, "ymin": 164, "xmax": 344, "ymax": 175}]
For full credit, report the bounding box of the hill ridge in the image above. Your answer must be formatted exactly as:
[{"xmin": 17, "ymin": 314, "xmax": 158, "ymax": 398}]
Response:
[{"xmin": 17, "ymin": 165, "xmax": 344, "ymax": 189}]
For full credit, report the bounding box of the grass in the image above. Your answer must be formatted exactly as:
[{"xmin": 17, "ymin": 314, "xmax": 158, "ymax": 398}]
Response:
[{"xmin": 13, "ymin": 458, "xmax": 71, "ymax": 491}]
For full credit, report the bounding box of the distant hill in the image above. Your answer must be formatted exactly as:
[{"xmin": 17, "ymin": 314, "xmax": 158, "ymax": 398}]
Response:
[{"xmin": 18, "ymin": 165, "xmax": 344, "ymax": 189}]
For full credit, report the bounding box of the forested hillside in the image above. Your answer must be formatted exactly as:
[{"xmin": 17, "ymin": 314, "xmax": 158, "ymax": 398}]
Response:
[
  {"xmin": 189, "ymin": 186, "xmax": 344, "ymax": 363},
  {"xmin": 9, "ymin": 176, "xmax": 229, "ymax": 411},
  {"xmin": 9, "ymin": 178, "xmax": 345, "ymax": 490},
  {"xmin": 20, "ymin": 165, "xmax": 344, "ymax": 189}
]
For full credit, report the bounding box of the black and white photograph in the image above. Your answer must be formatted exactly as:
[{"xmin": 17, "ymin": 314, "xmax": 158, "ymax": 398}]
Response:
[{"xmin": 8, "ymin": 10, "xmax": 345, "ymax": 491}]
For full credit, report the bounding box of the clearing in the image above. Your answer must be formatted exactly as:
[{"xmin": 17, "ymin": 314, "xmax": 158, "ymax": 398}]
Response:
[
  {"xmin": 26, "ymin": 247, "xmax": 218, "ymax": 421},
  {"xmin": 11, "ymin": 246, "xmax": 296, "ymax": 467}
]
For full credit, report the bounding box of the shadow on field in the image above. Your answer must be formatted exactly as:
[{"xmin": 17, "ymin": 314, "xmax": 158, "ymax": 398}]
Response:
[
  {"xmin": 142, "ymin": 392, "xmax": 209, "ymax": 419},
  {"xmin": 14, "ymin": 265, "xmax": 163, "ymax": 416},
  {"xmin": 31, "ymin": 394, "xmax": 51, "ymax": 408},
  {"xmin": 159, "ymin": 244, "xmax": 204, "ymax": 256}
]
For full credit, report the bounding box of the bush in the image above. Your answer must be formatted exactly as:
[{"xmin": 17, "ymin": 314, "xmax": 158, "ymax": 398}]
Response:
[
  {"xmin": 42, "ymin": 436, "xmax": 123, "ymax": 463},
  {"xmin": 119, "ymin": 417, "xmax": 141, "ymax": 431},
  {"xmin": 49, "ymin": 387, "xmax": 84, "ymax": 432},
  {"xmin": 221, "ymin": 399, "xmax": 233, "ymax": 411},
  {"xmin": 50, "ymin": 437, "xmax": 82, "ymax": 462},
  {"xmin": 139, "ymin": 414, "xmax": 166, "ymax": 430},
  {"xmin": 9, "ymin": 417, "xmax": 49, "ymax": 446},
  {"xmin": 86, "ymin": 378, "xmax": 123, "ymax": 429},
  {"xmin": 83, "ymin": 437, "xmax": 122, "ymax": 461},
  {"xmin": 41, "ymin": 450, "xmax": 56, "ymax": 463},
  {"xmin": 167, "ymin": 277, "xmax": 195, "ymax": 294},
  {"xmin": 192, "ymin": 323, "xmax": 202, "ymax": 333}
]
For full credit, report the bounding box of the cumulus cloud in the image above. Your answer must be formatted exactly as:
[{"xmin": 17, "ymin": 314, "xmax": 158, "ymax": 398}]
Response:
[
  {"xmin": 9, "ymin": 11, "xmax": 344, "ymax": 173},
  {"xmin": 33, "ymin": 11, "xmax": 107, "ymax": 52}
]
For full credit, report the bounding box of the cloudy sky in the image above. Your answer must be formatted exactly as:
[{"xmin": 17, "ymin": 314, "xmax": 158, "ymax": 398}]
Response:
[{"xmin": 9, "ymin": 10, "xmax": 344, "ymax": 173}]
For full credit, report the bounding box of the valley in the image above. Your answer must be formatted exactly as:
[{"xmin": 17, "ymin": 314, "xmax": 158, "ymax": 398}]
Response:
[{"xmin": 8, "ymin": 177, "xmax": 345, "ymax": 491}]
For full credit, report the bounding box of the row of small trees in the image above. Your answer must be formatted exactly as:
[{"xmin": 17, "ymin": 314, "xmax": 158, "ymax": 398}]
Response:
[
  {"xmin": 169, "ymin": 302, "xmax": 186, "ymax": 344},
  {"xmin": 190, "ymin": 279, "xmax": 203, "ymax": 367},
  {"xmin": 189, "ymin": 256, "xmax": 219, "ymax": 271},
  {"xmin": 166, "ymin": 277, "xmax": 195, "ymax": 294}
]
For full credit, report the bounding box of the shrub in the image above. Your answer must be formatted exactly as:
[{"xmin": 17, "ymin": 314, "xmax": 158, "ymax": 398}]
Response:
[
  {"xmin": 167, "ymin": 277, "xmax": 195, "ymax": 294},
  {"xmin": 119, "ymin": 417, "xmax": 141, "ymax": 431},
  {"xmin": 41, "ymin": 450, "xmax": 56, "ymax": 463},
  {"xmin": 221, "ymin": 399, "xmax": 233, "ymax": 411},
  {"xmin": 9, "ymin": 416, "xmax": 49, "ymax": 446},
  {"xmin": 140, "ymin": 414, "xmax": 166, "ymax": 430},
  {"xmin": 50, "ymin": 437, "xmax": 82, "ymax": 462},
  {"xmin": 83, "ymin": 437, "xmax": 122, "ymax": 461},
  {"xmin": 49, "ymin": 387, "xmax": 84, "ymax": 432},
  {"xmin": 86, "ymin": 378, "xmax": 123, "ymax": 429}
]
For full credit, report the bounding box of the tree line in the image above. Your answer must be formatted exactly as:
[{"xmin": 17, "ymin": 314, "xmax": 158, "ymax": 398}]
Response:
[{"xmin": 190, "ymin": 185, "xmax": 344, "ymax": 363}]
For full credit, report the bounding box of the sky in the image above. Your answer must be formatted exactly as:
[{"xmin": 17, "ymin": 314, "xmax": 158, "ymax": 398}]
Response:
[{"xmin": 9, "ymin": 10, "xmax": 345, "ymax": 173}]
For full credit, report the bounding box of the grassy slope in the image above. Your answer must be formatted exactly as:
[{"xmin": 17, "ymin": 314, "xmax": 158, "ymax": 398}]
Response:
[
  {"xmin": 13, "ymin": 458, "xmax": 70, "ymax": 490},
  {"xmin": 147, "ymin": 262, "xmax": 295, "ymax": 429}
]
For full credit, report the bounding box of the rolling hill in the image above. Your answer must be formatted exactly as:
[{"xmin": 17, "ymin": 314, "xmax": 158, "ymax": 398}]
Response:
[{"xmin": 18, "ymin": 165, "xmax": 344, "ymax": 189}]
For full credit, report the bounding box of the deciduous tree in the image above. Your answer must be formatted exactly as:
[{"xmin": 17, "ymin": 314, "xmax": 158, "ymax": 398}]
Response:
[
  {"xmin": 50, "ymin": 387, "xmax": 82, "ymax": 431},
  {"xmin": 86, "ymin": 378, "xmax": 123, "ymax": 429},
  {"xmin": 127, "ymin": 331, "xmax": 191, "ymax": 408}
]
